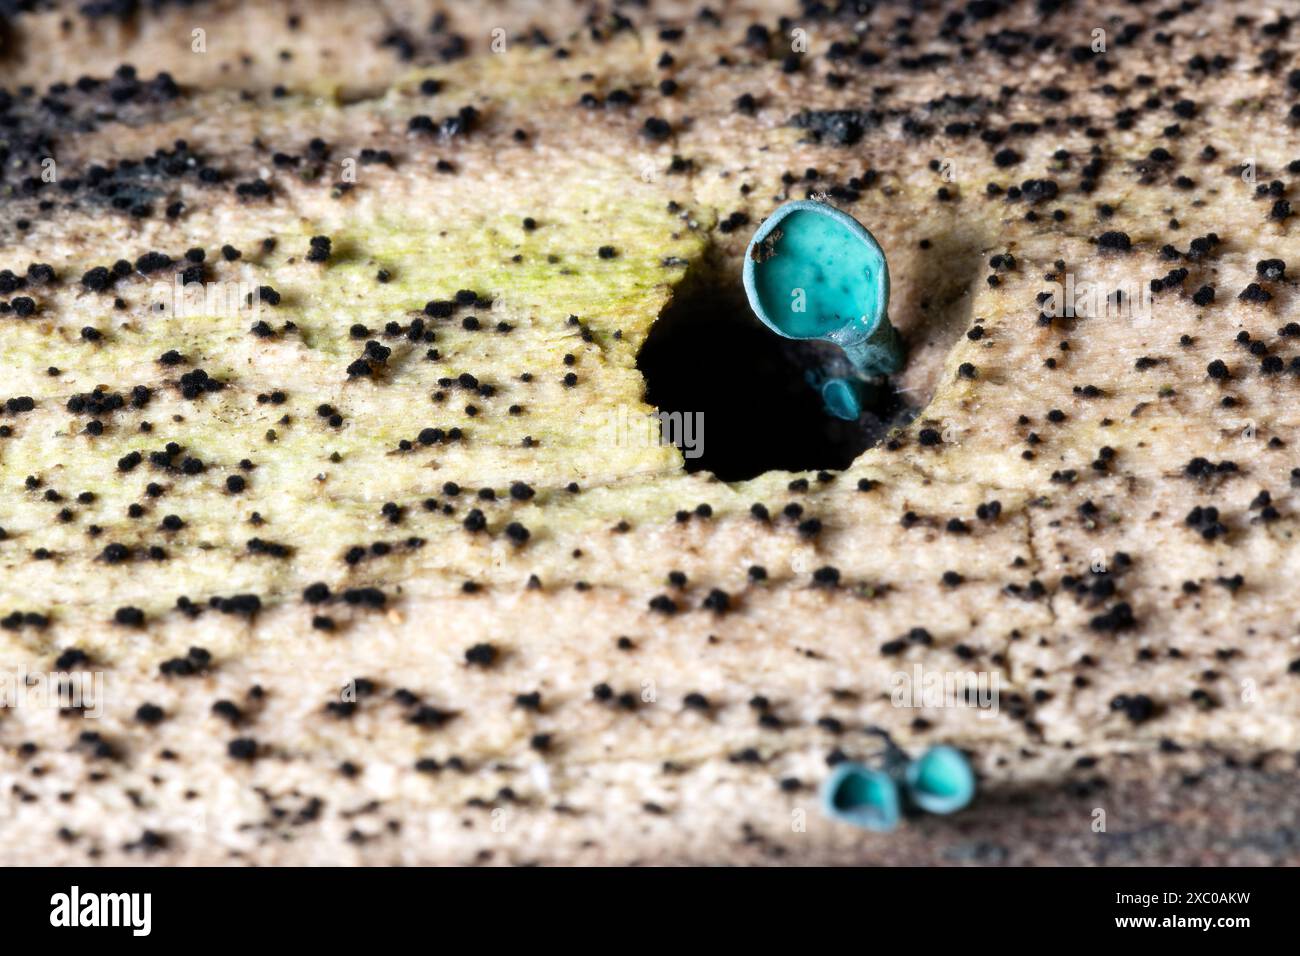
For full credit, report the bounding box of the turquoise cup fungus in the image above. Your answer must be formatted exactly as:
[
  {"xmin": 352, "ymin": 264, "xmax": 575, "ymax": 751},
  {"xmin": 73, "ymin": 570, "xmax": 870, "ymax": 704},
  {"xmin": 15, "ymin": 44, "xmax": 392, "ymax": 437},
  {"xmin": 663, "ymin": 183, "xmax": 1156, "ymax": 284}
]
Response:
[
  {"xmin": 820, "ymin": 761, "xmax": 902, "ymax": 832},
  {"xmin": 904, "ymin": 745, "xmax": 976, "ymax": 815},
  {"xmin": 819, "ymin": 743, "xmax": 975, "ymax": 832},
  {"xmin": 742, "ymin": 200, "xmax": 904, "ymax": 420}
]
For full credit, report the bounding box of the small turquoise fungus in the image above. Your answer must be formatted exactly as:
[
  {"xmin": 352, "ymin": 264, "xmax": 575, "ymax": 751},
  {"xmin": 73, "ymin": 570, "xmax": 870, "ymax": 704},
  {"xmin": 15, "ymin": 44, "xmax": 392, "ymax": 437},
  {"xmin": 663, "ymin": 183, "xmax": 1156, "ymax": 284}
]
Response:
[
  {"xmin": 904, "ymin": 745, "xmax": 977, "ymax": 816},
  {"xmin": 742, "ymin": 200, "xmax": 904, "ymax": 420},
  {"xmin": 820, "ymin": 737, "xmax": 975, "ymax": 832},
  {"xmin": 821, "ymin": 762, "xmax": 902, "ymax": 832}
]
